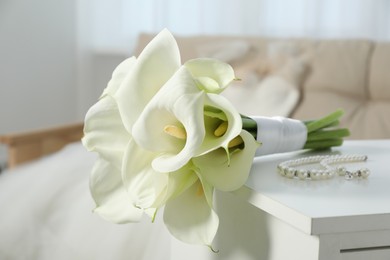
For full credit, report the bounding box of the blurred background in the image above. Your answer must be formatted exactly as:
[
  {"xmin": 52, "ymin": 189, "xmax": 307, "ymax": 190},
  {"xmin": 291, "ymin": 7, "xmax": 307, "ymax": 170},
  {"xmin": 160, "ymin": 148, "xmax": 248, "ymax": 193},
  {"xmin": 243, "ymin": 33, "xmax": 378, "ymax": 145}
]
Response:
[{"xmin": 1, "ymin": 0, "xmax": 390, "ymax": 161}]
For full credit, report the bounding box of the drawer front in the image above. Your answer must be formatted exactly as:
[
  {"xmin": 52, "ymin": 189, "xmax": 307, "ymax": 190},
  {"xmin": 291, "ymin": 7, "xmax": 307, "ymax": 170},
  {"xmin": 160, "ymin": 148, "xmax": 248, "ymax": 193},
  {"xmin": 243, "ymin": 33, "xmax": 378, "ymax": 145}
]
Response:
[
  {"xmin": 341, "ymin": 247, "xmax": 390, "ymax": 260},
  {"xmin": 320, "ymin": 229, "xmax": 390, "ymax": 260}
]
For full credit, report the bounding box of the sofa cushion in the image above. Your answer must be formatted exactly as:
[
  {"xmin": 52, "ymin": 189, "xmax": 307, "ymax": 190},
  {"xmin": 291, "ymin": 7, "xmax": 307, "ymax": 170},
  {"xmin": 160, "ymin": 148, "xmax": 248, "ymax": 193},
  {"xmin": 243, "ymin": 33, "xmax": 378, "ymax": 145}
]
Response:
[
  {"xmin": 369, "ymin": 42, "xmax": 390, "ymax": 100},
  {"xmin": 304, "ymin": 40, "xmax": 372, "ymax": 98},
  {"xmin": 293, "ymin": 40, "xmax": 390, "ymax": 139}
]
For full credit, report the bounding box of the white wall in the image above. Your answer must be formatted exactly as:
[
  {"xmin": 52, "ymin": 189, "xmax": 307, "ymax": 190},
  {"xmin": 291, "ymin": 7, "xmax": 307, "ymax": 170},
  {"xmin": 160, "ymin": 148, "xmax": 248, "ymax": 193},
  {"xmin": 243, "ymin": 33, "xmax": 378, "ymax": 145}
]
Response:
[
  {"xmin": 75, "ymin": 0, "xmax": 129, "ymax": 119},
  {"xmin": 0, "ymin": 0, "xmax": 128, "ymax": 164},
  {"xmin": 0, "ymin": 0, "xmax": 78, "ymax": 134}
]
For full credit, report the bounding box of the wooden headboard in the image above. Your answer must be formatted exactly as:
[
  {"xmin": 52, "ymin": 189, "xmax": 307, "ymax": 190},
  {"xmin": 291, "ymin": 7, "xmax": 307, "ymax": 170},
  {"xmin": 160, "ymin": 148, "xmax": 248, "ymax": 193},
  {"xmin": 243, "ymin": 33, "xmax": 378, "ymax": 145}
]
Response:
[{"xmin": 0, "ymin": 123, "xmax": 84, "ymax": 168}]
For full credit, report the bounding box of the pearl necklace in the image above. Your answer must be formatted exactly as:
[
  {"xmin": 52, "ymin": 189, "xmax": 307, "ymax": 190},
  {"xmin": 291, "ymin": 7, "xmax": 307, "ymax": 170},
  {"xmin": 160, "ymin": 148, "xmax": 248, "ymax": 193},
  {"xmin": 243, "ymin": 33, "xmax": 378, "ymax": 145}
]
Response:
[{"xmin": 277, "ymin": 154, "xmax": 370, "ymax": 180}]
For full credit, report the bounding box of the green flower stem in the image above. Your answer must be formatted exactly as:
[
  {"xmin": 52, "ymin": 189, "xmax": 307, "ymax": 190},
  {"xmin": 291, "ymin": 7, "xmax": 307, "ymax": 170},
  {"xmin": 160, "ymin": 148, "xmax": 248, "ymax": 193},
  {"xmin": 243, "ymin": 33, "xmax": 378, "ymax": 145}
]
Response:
[
  {"xmin": 241, "ymin": 116, "xmax": 257, "ymax": 130},
  {"xmin": 304, "ymin": 109, "xmax": 349, "ymax": 149},
  {"xmin": 247, "ymin": 130, "xmax": 257, "ymax": 139},
  {"xmin": 306, "ymin": 128, "xmax": 350, "ymax": 141},
  {"xmin": 241, "ymin": 115, "xmax": 257, "ymax": 138},
  {"xmin": 305, "ymin": 109, "xmax": 344, "ymax": 133},
  {"xmin": 303, "ymin": 139, "xmax": 343, "ymax": 150},
  {"xmin": 304, "ymin": 119, "xmax": 340, "ymax": 128}
]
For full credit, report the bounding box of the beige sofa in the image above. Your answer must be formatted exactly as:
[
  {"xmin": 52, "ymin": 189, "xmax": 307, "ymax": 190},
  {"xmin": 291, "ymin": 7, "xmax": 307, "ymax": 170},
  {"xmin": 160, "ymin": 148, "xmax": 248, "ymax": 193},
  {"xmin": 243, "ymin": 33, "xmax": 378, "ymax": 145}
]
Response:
[
  {"xmin": 2, "ymin": 34, "xmax": 389, "ymax": 168},
  {"xmin": 135, "ymin": 34, "xmax": 390, "ymax": 140}
]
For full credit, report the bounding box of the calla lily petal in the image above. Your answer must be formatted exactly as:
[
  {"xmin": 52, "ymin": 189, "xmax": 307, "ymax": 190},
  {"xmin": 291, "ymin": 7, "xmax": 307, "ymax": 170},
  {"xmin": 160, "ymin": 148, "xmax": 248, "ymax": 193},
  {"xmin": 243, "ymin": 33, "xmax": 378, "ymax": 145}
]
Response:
[
  {"xmin": 195, "ymin": 173, "xmax": 215, "ymax": 209},
  {"xmin": 132, "ymin": 66, "xmax": 203, "ymax": 151},
  {"xmin": 164, "ymin": 180, "xmax": 218, "ymax": 246},
  {"xmin": 115, "ymin": 29, "xmax": 181, "ymax": 132},
  {"xmin": 151, "ymin": 92, "xmax": 205, "ymax": 172},
  {"xmin": 193, "ymin": 130, "xmax": 259, "ymax": 191},
  {"xmin": 197, "ymin": 93, "xmax": 242, "ymax": 155},
  {"xmin": 101, "ymin": 57, "xmax": 137, "ymax": 97},
  {"xmin": 91, "ymin": 157, "xmax": 143, "ymax": 224},
  {"xmin": 82, "ymin": 95, "xmax": 129, "ymax": 170},
  {"xmin": 184, "ymin": 58, "xmax": 235, "ymax": 93},
  {"xmin": 132, "ymin": 67, "xmax": 206, "ymax": 172},
  {"xmin": 153, "ymin": 165, "xmax": 198, "ymax": 209},
  {"xmin": 122, "ymin": 139, "xmax": 169, "ymax": 211}
]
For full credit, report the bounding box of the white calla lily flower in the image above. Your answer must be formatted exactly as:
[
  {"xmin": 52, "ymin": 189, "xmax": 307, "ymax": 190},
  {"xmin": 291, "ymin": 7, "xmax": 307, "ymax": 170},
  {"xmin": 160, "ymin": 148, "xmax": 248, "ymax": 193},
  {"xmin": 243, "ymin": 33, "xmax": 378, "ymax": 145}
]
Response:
[
  {"xmin": 122, "ymin": 139, "xmax": 169, "ymax": 211},
  {"xmin": 164, "ymin": 179, "xmax": 218, "ymax": 247},
  {"xmin": 83, "ymin": 29, "xmax": 182, "ymax": 222},
  {"xmin": 101, "ymin": 57, "xmax": 137, "ymax": 97},
  {"xmin": 82, "ymin": 95, "xmax": 143, "ymax": 223},
  {"xmin": 115, "ymin": 29, "xmax": 181, "ymax": 132},
  {"xmin": 193, "ymin": 130, "xmax": 260, "ymax": 191},
  {"xmin": 162, "ymin": 130, "xmax": 258, "ymax": 245},
  {"xmin": 132, "ymin": 66, "xmax": 206, "ymax": 172},
  {"xmin": 199, "ymin": 93, "xmax": 243, "ymax": 155},
  {"xmin": 90, "ymin": 157, "xmax": 143, "ymax": 223},
  {"xmin": 82, "ymin": 95, "xmax": 128, "ymax": 170},
  {"xmin": 184, "ymin": 58, "xmax": 236, "ymax": 93}
]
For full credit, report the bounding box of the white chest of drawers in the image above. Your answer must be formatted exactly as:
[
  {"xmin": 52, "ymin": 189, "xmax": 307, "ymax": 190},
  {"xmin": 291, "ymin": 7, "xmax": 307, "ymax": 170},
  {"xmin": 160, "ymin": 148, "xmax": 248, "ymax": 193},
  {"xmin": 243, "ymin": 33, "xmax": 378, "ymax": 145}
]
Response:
[{"xmin": 171, "ymin": 140, "xmax": 390, "ymax": 260}]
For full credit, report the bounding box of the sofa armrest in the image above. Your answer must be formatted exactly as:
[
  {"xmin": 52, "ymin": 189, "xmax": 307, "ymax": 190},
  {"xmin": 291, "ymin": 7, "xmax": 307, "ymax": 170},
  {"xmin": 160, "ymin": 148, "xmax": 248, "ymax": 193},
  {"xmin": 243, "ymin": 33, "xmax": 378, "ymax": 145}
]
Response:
[{"xmin": 0, "ymin": 123, "xmax": 84, "ymax": 168}]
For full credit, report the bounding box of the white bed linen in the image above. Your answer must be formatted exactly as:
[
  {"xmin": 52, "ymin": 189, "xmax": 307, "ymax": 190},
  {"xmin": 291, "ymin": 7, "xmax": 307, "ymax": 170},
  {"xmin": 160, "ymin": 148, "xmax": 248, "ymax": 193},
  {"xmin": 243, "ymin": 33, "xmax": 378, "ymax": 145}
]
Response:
[{"xmin": 0, "ymin": 142, "xmax": 171, "ymax": 260}]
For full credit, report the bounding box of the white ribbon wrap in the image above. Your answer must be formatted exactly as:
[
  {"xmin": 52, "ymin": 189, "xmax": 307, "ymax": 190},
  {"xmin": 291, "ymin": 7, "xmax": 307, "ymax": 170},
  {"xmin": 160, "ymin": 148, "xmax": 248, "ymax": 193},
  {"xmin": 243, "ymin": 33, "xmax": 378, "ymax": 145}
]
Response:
[{"xmin": 251, "ymin": 116, "xmax": 307, "ymax": 156}]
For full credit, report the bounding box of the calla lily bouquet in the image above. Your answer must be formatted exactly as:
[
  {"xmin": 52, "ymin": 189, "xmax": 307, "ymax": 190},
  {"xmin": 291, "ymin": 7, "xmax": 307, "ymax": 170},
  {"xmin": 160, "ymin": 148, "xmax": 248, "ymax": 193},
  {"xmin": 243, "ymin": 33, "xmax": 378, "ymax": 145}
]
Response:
[{"xmin": 82, "ymin": 29, "xmax": 349, "ymax": 249}]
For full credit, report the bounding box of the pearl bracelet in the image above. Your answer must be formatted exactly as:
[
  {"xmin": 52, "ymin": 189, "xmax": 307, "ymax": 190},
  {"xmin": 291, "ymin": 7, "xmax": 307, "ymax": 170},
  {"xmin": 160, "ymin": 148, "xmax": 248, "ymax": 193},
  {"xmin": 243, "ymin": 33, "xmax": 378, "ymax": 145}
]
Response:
[{"xmin": 277, "ymin": 154, "xmax": 370, "ymax": 180}]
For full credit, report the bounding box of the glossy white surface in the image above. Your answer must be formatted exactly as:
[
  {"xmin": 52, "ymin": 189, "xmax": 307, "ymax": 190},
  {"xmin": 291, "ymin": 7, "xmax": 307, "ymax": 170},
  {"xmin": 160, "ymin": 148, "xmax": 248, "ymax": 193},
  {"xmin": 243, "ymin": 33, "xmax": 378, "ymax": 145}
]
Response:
[{"xmin": 234, "ymin": 140, "xmax": 390, "ymax": 235}]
